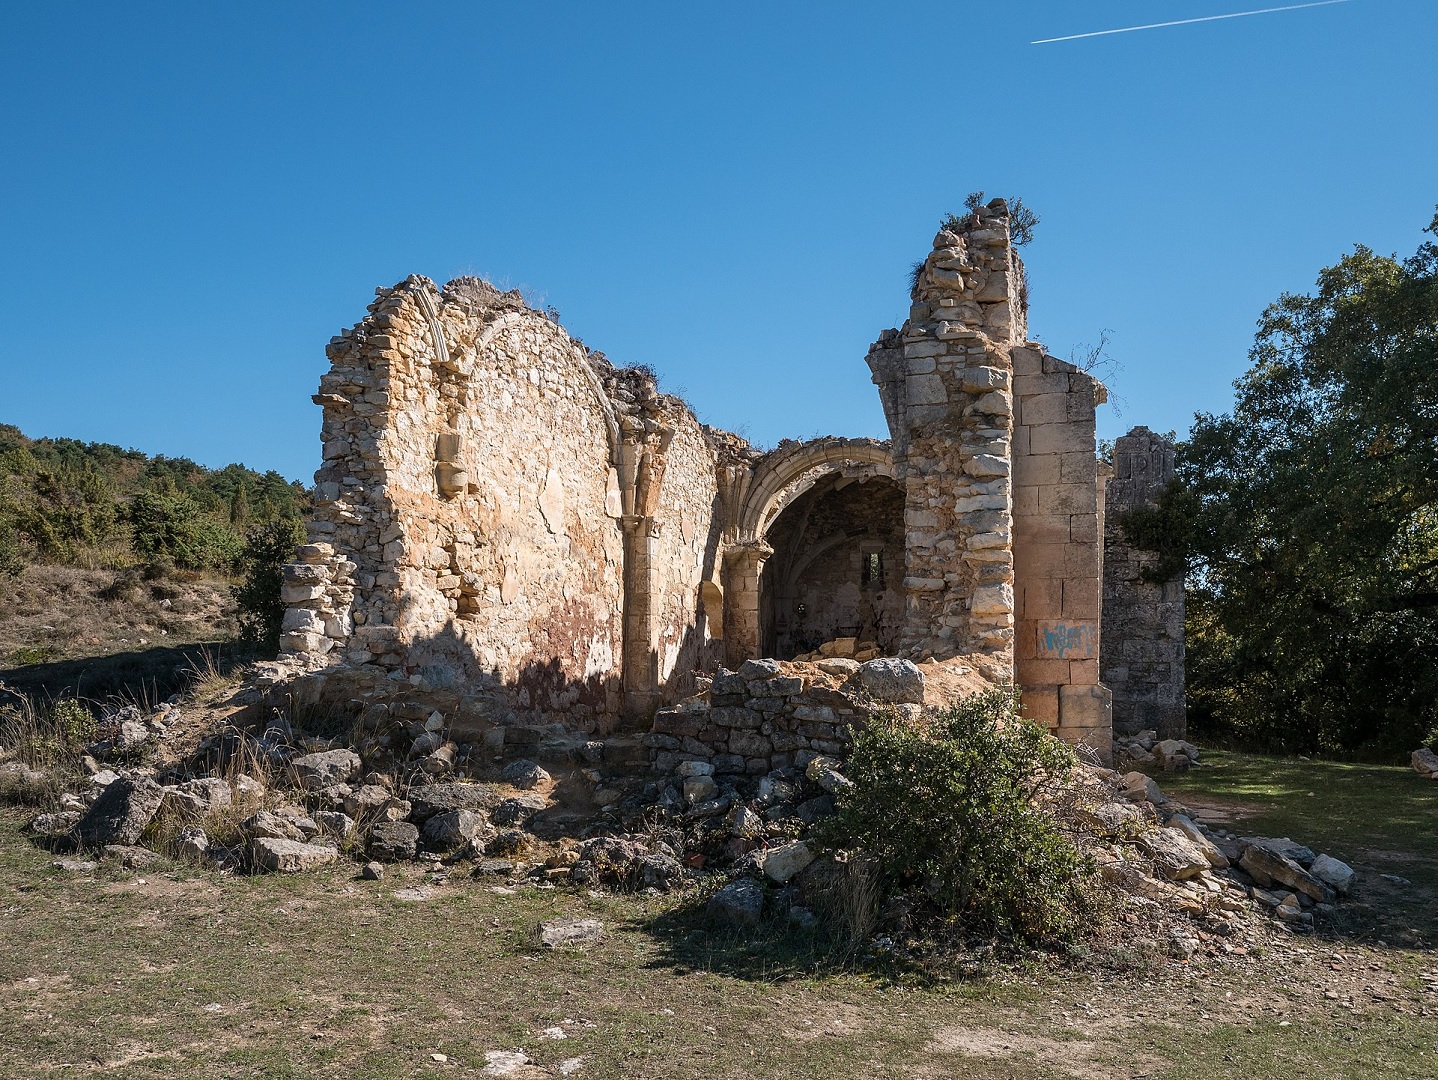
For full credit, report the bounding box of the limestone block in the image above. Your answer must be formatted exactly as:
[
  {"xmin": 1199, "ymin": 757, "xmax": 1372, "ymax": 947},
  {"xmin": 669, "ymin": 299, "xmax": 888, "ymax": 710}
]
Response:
[
  {"xmin": 1020, "ymin": 393, "xmax": 1071, "ymax": 427},
  {"xmin": 282, "ymin": 608, "xmax": 325, "ymax": 633},
  {"xmin": 960, "ymin": 366, "xmax": 1009, "ymax": 393},
  {"xmin": 905, "ymin": 372, "xmax": 947, "ymax": 406},
  {"xmin": 971, "ymin": 583, "xmax": 1014, "ymax": 616},
  {"xmin": 971, "ymin": 390, "xmax": 1013, "ymax": 417},
  {"xmin": 963, "ymin": 454, "xmax": 1009, "ymax": 478},
  {"xmin": 1059, "ymin": 683, "xmax": 1112, "ymax": 729},
  {"xmin": 1029, "ymin": 423, "xmax": 1097, "ymax": 456}
]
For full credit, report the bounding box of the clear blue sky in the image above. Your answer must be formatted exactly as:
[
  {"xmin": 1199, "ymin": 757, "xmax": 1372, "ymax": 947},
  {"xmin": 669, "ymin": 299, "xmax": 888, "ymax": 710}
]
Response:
[{"xmin": 2, "ymin": 1, "xmax": 1433, "ymax": 482}]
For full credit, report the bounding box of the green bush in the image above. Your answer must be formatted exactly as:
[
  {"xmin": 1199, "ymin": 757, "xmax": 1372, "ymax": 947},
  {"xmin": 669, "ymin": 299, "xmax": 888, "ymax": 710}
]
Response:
[
  {"xmin": 127, "ymin": 487, "xmax": 242, "ymax": 570},
  {"xmin": 235, "ymin": 518, "xmax": 306, "ymax": 653},
  {"xmin": 820, "ymin": 688, "xmax": 1098, "ymax": 943}
]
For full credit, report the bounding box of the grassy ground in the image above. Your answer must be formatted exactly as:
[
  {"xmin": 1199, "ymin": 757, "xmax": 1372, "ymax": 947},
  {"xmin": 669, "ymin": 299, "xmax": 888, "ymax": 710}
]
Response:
[
  {"xmin": 1155, "ymin": 750, "xmax": 1438, "ymax": 943},
  {"xmin": 2, "ymin": 751, "xmax": 1437, "ymax": 1079}
]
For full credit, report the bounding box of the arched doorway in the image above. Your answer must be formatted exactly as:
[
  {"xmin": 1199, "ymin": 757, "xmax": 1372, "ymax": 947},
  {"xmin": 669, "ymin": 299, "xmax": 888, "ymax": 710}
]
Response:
[{"xmin": 758, "ymin": 474, "xmax": 905, "ymax": 659}]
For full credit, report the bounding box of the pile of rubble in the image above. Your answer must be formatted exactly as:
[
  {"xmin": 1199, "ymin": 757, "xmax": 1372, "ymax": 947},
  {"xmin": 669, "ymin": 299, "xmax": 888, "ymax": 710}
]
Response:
[
  {"xmin": 788, "ymin": 637, "xmax": 885, "ymax": 664},
  {"xmin": 1115, "ymin": 729, "xmax": 1202, "ymax": 772},
  {"xmin": 8, "ymin": 668, "xmax": 1361, "ymax": 964}
]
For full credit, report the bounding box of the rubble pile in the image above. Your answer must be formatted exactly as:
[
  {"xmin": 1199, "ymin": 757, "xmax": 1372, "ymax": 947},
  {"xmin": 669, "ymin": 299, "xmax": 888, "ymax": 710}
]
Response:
[{"xmin": 7, "ymin": 670, "xmax": 1360, "ymax": 966}]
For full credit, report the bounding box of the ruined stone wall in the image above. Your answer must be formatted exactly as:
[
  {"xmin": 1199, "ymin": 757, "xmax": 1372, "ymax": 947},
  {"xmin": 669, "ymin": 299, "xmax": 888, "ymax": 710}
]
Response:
[
  {"xmin": 866, "ymin": 200, "xmax": 1027, "ymax": 663},
  {"xmin": 282, "ymin": 275, "xmax": 726, "ymax": 737},
  {"xmin": 647, "ymin": 659, "xmax": 876, "ymax": 779},
  {"xmin": 1101, "ymin": 427, "xmax": 1186, "ymax": 740},
  {"xmin": 1012, "ymin": 348, "xmax": 1112, "ymax": 757}
]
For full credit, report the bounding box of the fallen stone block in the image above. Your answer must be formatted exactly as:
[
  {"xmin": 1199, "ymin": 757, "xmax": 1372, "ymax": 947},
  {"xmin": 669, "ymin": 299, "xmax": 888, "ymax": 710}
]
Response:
[
  {"xmin": 707, "ymin": 876, "xmax": 765, "ymax": 926},
  {"xmin": 1308, "ymin": 853, "xmax": 1355, "ymax": 895},
  {"xmin": 853, "ymin": 657, "xmax": 925, "ymax": 704},
  {"xmin": 539, "ymin": 917, "xmax": 605, "ymax": 948},
  {"xmin": 76, "ymin": 777, "xmax": 165, "ymax": 847},
  {"xmin": 369, "ymin": 820, "xmax": 419, "ymax": 861},
  {"xmin": 290, "ymin": 749, "xmax": 362, "ymax": 790},
  {"xmin": 1136, "ymin": 826, "xmax": 1211, "ymax": 880},
  {"xmin": 1240, "ymin": 842, "xmax": 1333, "ymax": 904},
  {"xmin": 250, "ymin": 837, "xmax": 338, "ymax": 873},
  {"xmin": 757, "ymin": 841, "xmax": 815, "ymax": 884}
]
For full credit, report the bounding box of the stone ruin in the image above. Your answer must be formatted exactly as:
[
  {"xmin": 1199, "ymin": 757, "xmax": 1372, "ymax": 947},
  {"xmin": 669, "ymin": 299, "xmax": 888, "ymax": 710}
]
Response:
[{"xmin": 272, "ymin": 200, "xmax": 1185, "ymax": 765}]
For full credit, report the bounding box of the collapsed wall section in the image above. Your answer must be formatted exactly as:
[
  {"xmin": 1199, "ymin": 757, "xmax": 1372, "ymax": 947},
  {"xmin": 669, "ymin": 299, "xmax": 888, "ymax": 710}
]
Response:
[{"xmin": 1101, "ymin": 427, "xmax": 1186, "ymax": 740}]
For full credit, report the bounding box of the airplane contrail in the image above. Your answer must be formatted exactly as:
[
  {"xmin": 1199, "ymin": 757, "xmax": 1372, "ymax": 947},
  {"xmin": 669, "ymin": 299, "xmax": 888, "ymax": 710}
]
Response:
[{"xmin": 1032, "ymin": 0, "xmax": 1349, "ymax": 44}]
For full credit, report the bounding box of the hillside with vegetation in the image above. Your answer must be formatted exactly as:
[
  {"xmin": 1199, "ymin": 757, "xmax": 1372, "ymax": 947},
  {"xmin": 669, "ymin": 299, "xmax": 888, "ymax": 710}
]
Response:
[{"xmin": 0, "ymin": 425, "xmax": 309, "ymax": 696}]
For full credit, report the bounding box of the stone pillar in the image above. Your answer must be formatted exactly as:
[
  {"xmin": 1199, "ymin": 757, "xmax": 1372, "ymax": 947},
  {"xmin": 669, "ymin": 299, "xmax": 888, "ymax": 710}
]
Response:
[
  {"xmin": 1011, "ymin": 347, "xmax": 1111, "ymax": 761},
  {"xmin": 1101, "ymin": 427, "xmax": 1186, "ymax": 740},
  {"xmin": 866, "ymin": 199, "xmax": 1023, "ymax": 663},
  {"xmin": 621, "ymin": 515, "xmax": 661, "ymax": 721},
  {"xmin": 721, "ymin": 541, "xmax": 772, "ymax": 668}
]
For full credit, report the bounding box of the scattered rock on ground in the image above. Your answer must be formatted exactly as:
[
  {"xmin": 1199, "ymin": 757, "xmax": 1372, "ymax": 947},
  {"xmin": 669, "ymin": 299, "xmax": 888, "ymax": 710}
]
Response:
[
  {"xmin": 76, "ymin": 777, "xmax": 165, "ymax": 847},
  {"xmin": 290, "ymin": 749, "xmax": 362, "ymax": 790},
  {"xmin": 500, "ymin": 759, "xmax": 551, "ymax": 789},
  {"xmin": 369, "ymin": 820, "xmax": 419, "ymax": 861},
  {"xmin": 757, "ymin": 841, "xmax": 814, "ymax": 884},
  {"xmin": 1309, "ymin": 853, "xmax": 1355, "ymax": 895},
  {"xmin": 707, "ymin": 876, "xmax": 765, "ymax": 925},
  {"xmin": 539, "ymin": 917, "xmax": 605, "ymax": 948},
  {"xmin": 852, "ymin": 657, "xmax": 925, "ymax": 704},
  {"xmin": 250, "ymin": 837, "xmax": 338, "ymax": 873}
]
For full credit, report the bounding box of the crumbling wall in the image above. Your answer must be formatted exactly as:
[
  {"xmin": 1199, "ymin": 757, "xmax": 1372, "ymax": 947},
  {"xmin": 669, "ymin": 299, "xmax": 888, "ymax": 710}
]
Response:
[
  {"xmin": 1101, "ymin": 427, "xmax": 1186, "ymax": 740},
  {"xmin": 865, "ymin": 200, "xmax": 1027, "ymax": 663},
  {"xmin": 1011, "ymin": 348, "xmax": 1112, "ymax": 757},
  {"xmin": 282, "ymin": 275, "xmax": 726, "ymax": 737}
]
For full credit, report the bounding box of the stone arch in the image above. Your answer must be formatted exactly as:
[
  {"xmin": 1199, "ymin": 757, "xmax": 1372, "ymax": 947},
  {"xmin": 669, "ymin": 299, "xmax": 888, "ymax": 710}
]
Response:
[{"xmin": 738, "ymin": 437, "xmax": 894, "ymax": 541}]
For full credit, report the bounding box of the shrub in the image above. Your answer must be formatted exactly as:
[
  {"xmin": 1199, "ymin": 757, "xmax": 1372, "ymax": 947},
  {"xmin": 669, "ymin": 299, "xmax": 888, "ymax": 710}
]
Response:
[
  {"xmin": 820, "ymin": 688, "xmax": 1097, "ymax": 943},
  {"xmin": 235, "ymin": 517, "xmax": 306, "ymax": 653}
]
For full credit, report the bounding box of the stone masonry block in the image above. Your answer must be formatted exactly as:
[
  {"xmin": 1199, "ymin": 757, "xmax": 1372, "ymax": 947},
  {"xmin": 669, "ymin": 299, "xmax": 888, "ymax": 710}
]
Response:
[
  {"xmin": 1021, "ymin": 687, "xmax": 1060, "ymax": 726},
  {"xmin": 1061, "ymin": 577, "xmax": 1101, "ymax": 620},
  {"xmin": 1068, "ymin": 658, "xmax": 1100, "ymax": 684},
  {"xmin": 1012, "ymin": 453, "xmax": 1060, "ymax": 486},
  {"xmin": 1037, "ymin": 484, "xmax": 1094, "ymax": 516},
  {"xmin": 1012, "ymin": 347, "xmax": 1044, "ymax": 376},
  {"xmin": 1019, "ymin": 393, "xmax": 1071, "ymax": 427},
  {"xmin": 1059, "ymin": 683, "xmax": 1113, "ymax": 731},
  {"xmin": 1069, "ymin": 513, "xmax": 1099, "ymax": 544},
  {"xmin": 1029, "ymin": 423, "xmax": 1097, "ymax": 456},
  {"xmin": 1013, "ymin": 514, "xmax": 1071, "ymax": 546}
]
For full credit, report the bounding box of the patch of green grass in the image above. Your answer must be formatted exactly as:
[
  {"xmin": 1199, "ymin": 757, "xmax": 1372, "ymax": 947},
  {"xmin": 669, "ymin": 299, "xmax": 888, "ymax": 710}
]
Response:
[
  {"xmin": 1155, "ymin": 750, "xmax": 1438, "ymax": 940},
  {"xmin": 1156, "ymin": 751, "xmax": 1438, "ymax": 876}
]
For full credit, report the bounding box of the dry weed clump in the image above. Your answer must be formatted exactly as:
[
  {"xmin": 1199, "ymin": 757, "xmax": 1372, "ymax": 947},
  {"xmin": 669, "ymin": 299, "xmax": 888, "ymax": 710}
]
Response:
[{"xmin": 0, "ymin": 693, "xmax": 92, "ymax": 808}]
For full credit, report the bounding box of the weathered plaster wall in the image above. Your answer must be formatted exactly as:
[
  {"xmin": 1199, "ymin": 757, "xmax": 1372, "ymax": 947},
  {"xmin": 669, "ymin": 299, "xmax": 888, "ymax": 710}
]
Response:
[
  {"xmin": 1101, "ymin": 427, "xmax": 1186, "ymax": 740},
  {"xmin": 281, "ymin": 275, "xmax": 725, "ymax": 736}
]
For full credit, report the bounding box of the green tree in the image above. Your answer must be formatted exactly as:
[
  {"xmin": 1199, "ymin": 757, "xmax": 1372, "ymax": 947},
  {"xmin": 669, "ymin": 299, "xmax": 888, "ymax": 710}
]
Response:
[
  {"xmin": 1140, "ymin": 208, "xmax": 1438, "ymax": 756},
  {"xmin": 235, "ymin": 517, "xmax": 306, "ymax": 652}
]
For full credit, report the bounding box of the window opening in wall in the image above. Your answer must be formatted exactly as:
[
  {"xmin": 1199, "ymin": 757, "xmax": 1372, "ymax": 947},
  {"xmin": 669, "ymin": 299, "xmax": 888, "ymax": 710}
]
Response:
[{"xmin": 862, "ymin": 551, "xmax": 883, "ymax": 588}]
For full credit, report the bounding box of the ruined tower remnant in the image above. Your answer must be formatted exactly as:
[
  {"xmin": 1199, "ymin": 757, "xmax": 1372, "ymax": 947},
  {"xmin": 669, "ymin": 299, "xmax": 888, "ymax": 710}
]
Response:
[
  {"xmin": 275, "ymin": 200, "xmax": 1176, "ymax": 762},
  {"xmin": 1101, "ymin": 427, "xmax": 1187, "ymax": 740}
]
